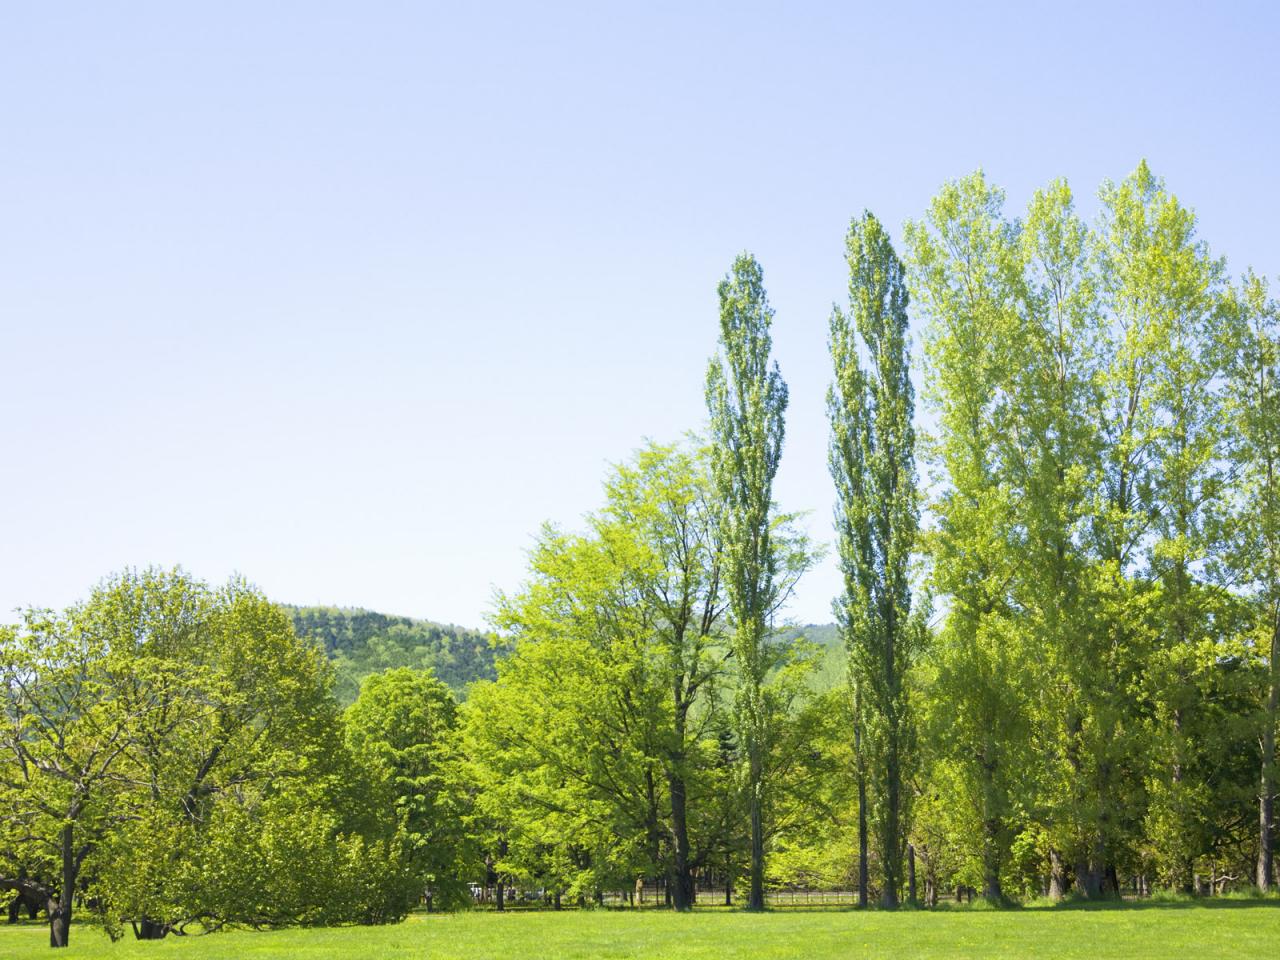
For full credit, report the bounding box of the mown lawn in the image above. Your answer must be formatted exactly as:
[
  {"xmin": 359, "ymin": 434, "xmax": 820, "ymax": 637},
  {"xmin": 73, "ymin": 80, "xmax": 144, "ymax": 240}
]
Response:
[{"xmin": 2, "ymin": 902, "xmax": 1278, "ymax": 959}]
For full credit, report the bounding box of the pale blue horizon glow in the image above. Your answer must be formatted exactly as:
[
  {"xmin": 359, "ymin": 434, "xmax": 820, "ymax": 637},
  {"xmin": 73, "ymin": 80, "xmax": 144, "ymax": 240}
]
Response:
[{"xmin": 3, "ymin": 2, "xmax": 1278, "ymax": 630}]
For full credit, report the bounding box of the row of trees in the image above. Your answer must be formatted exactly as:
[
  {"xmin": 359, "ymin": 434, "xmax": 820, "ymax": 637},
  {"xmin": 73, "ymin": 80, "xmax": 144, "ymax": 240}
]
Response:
[
  {"xmin": 460, "ymin": 162, "xmax": 1280, "ymax": 909},
  {"xmin": 903, "ymin": 163, "xmax": 1278, "ymax": 902},
  {"xmin": 3, "ymin": 162, "xmax": 1278, "ymax": 949}
]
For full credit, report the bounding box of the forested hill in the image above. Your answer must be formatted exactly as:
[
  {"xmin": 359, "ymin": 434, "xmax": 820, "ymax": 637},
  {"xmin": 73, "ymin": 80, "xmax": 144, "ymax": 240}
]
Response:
[
  {"xmin": 287, "ymin": 604, "xmax": 841, "ymax": 704},
  {"xmin": 779, "ymin": 623, "xmax": 839, "ymax": 649},
  {"xmin": 285, "ymin": 605, "xmax": 499, "ymax": 703},
  {"xmin": 775, "ymin": 623, "xmax": 842, "ymax": 688}
]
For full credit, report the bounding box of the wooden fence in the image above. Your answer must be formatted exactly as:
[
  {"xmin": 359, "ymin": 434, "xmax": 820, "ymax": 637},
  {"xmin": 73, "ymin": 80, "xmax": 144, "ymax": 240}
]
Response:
[{"xmin": 468, "ymin": 885, "xmax": 862, "ymax": 910}]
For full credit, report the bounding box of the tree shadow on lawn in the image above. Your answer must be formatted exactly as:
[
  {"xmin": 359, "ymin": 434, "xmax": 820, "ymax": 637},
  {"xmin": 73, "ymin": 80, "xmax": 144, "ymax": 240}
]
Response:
[
  {"xmin": 922, "ymin": 896, "xmax": 1280, "ymax": 913},
  {"xmin": 738, "ymin": 897, "xmax": 1280, "ymax": 914}
]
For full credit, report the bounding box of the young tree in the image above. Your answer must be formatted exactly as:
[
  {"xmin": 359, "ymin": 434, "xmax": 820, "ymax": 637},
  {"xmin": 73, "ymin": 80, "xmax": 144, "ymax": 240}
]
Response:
[
  {"xmin": 706, "ymin": 253, "xmax": 791, "ymax": 910},
  {"xmin": 828, "ymin": 211, "xmax": 920, "ymax": 908},
  {"xmin": 471, "ymin": 528, "xmax": 665, "ymax": 902}
]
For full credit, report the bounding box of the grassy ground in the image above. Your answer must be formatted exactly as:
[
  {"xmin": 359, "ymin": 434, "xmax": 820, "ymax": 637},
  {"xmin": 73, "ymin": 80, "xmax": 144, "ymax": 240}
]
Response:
[{"xmin": 2, "ymin": 901, "xmax": 1278, "ymax": 959}]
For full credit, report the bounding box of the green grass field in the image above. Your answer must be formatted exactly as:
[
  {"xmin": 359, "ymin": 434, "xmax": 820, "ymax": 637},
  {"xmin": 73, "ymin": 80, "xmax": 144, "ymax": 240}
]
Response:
[{"xmin": 2, "ymin": 903, "xmax": 1278, "ymax": 959}]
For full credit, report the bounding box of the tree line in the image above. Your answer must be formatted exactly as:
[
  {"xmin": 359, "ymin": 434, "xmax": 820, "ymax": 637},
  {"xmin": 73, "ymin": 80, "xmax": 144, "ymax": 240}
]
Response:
[{"xmin": 2, "ymin": 162, "xmax": 1278, "ymax": 949}]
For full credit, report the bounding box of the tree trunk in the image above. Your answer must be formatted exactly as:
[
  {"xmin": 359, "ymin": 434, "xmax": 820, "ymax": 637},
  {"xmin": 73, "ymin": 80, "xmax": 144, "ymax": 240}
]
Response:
[
  {"xmin": 495, "ymin": 881, "xmax": 505, "ymax": 912},
  {"xmin": 907, "ymin": 843, "xmax": 917, "ymax": 905},
  {"xmin": 1048, "ymin": 848, "xmax": 1068, "ymax": 900},
  {"xmin": 48, "ymin": 822, "xmax": 76, "ymax": 948},
  {"xmin": 1074, "ymin": 858, "xmax": 1103, "ymax": 899},
  {"xmin": 981, "ymin": 818, "xmax": 1003, "ymax": 902},
  {"xmin": 982, "ymin": 871, "xmax": 1002, "ymax": 902},
  {"xmin": 747, "ymin": 741, "xmax": 765, "ymax": 910},
  {"xmin": 668, "ymin": 769, "xmax": 695, "ymax": 911},
  {"xmin": 1261, "ymin": 778, "xmax": 1275, "ymax": 892},
  {"xmin": 856, "ymin": 745, "xmax": 869, "ymax": 908},
  {"xmin": 134, "ymin": 919, "xmax": 168, "ymax": 940},
  {"xmin": 921, "ymin": 846, "xmax": 938, "ymax": 907},
  {"xmin": 47, "ymin": 898, "xmax": 69, "ymax": 949},
  {"xmin": 1260, "ymin": 622, "xmax": 1278, "ymax": 892},
  {"xmin": 881, "ymin": 733, "xmax": 901, "ymax": 908},
  {"xmin": 724, "ymin": 876, "xmax": 732, "ymax": 906}
]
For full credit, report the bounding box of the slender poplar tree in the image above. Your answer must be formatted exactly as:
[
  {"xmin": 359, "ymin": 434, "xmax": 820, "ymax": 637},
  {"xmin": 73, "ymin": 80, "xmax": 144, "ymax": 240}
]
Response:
[
  {"xmin": 706, "ymin": 253, "xmax": 789, "ymax": 911},
  {"xmin": 829, "ymin": 212, "xmax": 919, "ymax": 908}
]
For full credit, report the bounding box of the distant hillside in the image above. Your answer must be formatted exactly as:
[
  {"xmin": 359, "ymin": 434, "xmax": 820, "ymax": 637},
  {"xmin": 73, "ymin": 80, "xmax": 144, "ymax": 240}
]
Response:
[
  {"xmin": 778, "ymin": 623, "xmax": 839, "ymax": 649},
  {"xmin": 285, "ymin": 605, "xmax": 500, "ymax": 704},
  {"xmin": 287, "ymin": 606, "xmax": 842, "ymax": 704},
  {"xmin": 776, "ymin": 623, "xmax": 843, "ymax": 689}
]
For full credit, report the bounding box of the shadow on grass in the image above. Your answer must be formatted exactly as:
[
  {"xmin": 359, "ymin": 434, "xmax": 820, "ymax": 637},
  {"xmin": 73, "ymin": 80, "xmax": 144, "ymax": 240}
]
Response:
[
  {"xmin": 685, "ymin": 895, "xmax": 1280, "ymax": 915},
  {"xmin": 908, "ymin": 894, "xmax": 1280, "ymax": 914},
  {"xmin": 1035, "ymin": 896, "xmax": 1280, "ymax": 912}
]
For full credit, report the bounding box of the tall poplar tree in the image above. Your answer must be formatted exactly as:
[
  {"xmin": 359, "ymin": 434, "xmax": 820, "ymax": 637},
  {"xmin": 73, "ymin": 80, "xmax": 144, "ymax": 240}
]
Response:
[
  {"xmin": 1226, "ymin": 272, "xmax": 1280, "ymax": 891},
  {"xmin": 706, "ymin": 253, "xmax": 789, "ymax": 911},
  {"xmin": 828, "ymin": 212, "xmax": 919, "ymax": 908},
  {"xmin": 1095, "ymin": 162, "xmax": 1225, "ymax": 893},
  {"xmin": 905, "ymin": 172, "xmax": 1033, "ymax": 902}
]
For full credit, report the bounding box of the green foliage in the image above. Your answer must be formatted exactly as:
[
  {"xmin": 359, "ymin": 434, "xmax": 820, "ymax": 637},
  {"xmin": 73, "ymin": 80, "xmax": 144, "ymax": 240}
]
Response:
[
  {"xmin": 1222, "ymin": 272, "xmax": 1280, "ymax": 890},
  {"xmin": 345, "ymin": 668, "xmax": 477, "ymax": 909},
  {"xmin": 0, "ymin": 569, "xmax": 419, "ymax": 946}
]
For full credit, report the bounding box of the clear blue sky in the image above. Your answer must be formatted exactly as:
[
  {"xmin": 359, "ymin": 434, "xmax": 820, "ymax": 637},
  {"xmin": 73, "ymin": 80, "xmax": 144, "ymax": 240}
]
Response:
[{"xmin": 3, "ymin": 1, "xmax": 1278, "ymax": 629}]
